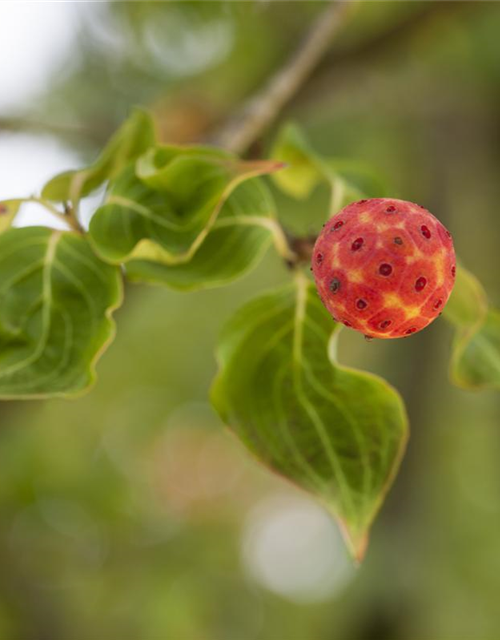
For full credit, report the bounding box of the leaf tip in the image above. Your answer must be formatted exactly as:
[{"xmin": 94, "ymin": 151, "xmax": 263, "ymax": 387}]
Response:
[
  {"xmin": 338, "ymin": 520, "xmax": 370, "ymax": 564},
  {"xmin": 271, "ymin": 161, "xmax": 289, "ymax": 171},
  {"xmin": 239, "ymin": 159, "xmax": 288, "ymax": 177}
]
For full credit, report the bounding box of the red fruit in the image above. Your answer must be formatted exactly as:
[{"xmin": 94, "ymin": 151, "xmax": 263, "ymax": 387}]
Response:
[{"xmin": 311, "ymin": 198, "xmax": 456, "ymax": 339}]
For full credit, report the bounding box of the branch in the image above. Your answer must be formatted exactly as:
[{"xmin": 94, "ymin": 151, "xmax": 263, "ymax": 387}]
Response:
[
  {"xmin": 212, "ymin": 0, "xmax": 355, "ymax": 155},
  {"xmin": 0, "ymin": 115, "xmax": 105, "ymax": 145}
]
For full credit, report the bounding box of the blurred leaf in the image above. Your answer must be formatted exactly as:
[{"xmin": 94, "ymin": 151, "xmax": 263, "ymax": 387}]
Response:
[
  {"xmin": 0, "ymin": 227, "xmax": 122, "ymax": 398},
  {"xmin": 0, "ymin": 199, "xmax": 23, "ymax": 233},
  {"xmin": 270, "ymin": 123, "xmax": 328, "ymax": 199},
  {"xmin": 89, "ymin": 145, "xmax": 283, "ymax": 265},
  {"xmin": 444, "ymin": 264, "xmax": 500, "ymax": 390},
  {"xmin": 327, "ymin": 158, "xmax": 389, "ymax": 201},
  {"xmin": 42, "ymin": 108, "xmax": 156, "ymax": 202},
  {"xmin": 270, "ymin": 123, "xmax": 388, "ymax": 215},
  {"xmin": 126, "ymin": 178, "xmax": 277, "ymax": 291},
  {"xmin": 211, "ymin": 274, "xmax": 408, "ymax": 560},
  {"xmin": 444, "ymin": 264, "xmax": 488, "ymax": 328},
  {"xmin": 451, "ymin": 310, "xmax": 500, "ymax": 390}
]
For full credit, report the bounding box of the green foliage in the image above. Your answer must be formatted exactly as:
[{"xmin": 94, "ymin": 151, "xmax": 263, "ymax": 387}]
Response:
[
  {"xmin": 273, "ymin": 123, "xmax": 500, "ymax": 394},
  {"xmin": 270, "ymin": 122, "xmax": 388, "ymax": 213},
  {"xmin": 444, "ymin": 264, "xmax": 488, "ymax": 328},
  {"xmin": 0, "ymin": 227, "xmax": 122, "ymax": 398},
  {"xmin": 444, "ymin": 265, "xmax": 500, "ymax": 390},
  {"xmin": 0, "ymin": 112, "xmax": 285, "ymax": 398},
  {"xmin": 451, "ymin": 310, "xmax": 500, "ymax": 390},
  {"xmin": 126, "ymin": 178, "xmax": 278, "ymax": 291},
  {"xmin": 4, "ymin": 4, "xmax": 500, "ymax": 634},
  {"xmin": 211, "ymin": 275, "xmax": 408, "ymax": 559},
  {"xmin": 88, "ymin": 144, "xmax": 282, "ymax": 266},
  {"xmin": 270, "ymin": 123, "xmax": 327, "ymax": 199},
  {"xmin": 2, "ymin": 109, "xmax": 498, "ymax": 559}
]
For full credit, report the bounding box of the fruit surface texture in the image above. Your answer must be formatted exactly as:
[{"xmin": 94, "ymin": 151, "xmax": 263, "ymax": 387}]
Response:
[{"xmin": 312, "ymin": 198, "xmax": 456, "ymax": 339}]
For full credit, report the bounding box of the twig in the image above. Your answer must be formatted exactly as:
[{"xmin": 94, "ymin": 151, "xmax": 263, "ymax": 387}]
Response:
[
  {"xmin": 212, "ymin": 0, "xmax": 354, "ymax": 156},
  {"xmin": 0, "ymin": 115, "xmax": 89, "ymax": 139},
  {"xmin": 27, "ymin": 197, "xmax": 82, "ymax": 233}
]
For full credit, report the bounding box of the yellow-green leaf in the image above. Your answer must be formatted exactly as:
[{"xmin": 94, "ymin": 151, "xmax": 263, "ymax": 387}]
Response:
[
  {"xmin": 450, "ymin": 310, "xmax": 500, "ymax": 390},
  {"xmin": 270, "ymin": 122, "xmax": 388, "ymax": 214},
  {"xmin": 443, "ymin": 264, "xmax": 500, "ymax": 391},
  {"xmin": 88, "ymin": 144, "xmax": 283, "ymax": 266},
  {"xmin": 270, "ymin": 123, "xmax": 327, "ymax": 199},
  {"xmin": 444, "ymin": 263, "xmax": 488, "ymax": 328},
  {"xmin": 211, "ymin": 275, "xmax": 408, "ymax": 560},
  {"xmin": 0, "ymin": 227, "xmax": 122, "ymax": 398},
  {"xmin": 126, "ymin": 178, "xmax": 277, "ymax": 291}
]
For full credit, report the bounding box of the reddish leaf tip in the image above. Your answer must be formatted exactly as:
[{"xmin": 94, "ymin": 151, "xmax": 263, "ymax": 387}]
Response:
[{"xmin": 338, "ymin": 520, "xmax": 370, "ymax": 563}]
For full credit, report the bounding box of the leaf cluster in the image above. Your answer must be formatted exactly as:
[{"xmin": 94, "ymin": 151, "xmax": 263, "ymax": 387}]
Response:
[{"xmin": 2, "ymin": 111, "xmax": 497, "ymax": 558}]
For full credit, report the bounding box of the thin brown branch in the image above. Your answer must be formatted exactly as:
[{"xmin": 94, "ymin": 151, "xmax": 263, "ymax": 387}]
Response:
[
  {"xmin": 0, "ymin": 116, "xmax": 74, "ymax": 135},
  {"xmin": 0, "ymin": 115, "xmax": 104, "ymax": 144},
  {"xmin": 212, "ymin": 0, "xmax": 355, "ymax": 156}
]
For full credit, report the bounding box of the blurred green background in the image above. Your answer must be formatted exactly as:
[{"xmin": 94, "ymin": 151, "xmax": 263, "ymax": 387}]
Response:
[{"xmin": 1, "ymin": 2, "xmax": 500, "ymax": 639}]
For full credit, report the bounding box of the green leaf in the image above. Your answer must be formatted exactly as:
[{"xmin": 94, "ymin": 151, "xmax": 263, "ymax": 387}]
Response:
[
  {"xmin": 443, "ymin": 264, "xmax": 500, "ymax": 390},
  {"xmin": 211, "ymin": 275, "xmax": 408, "ymax": 560},
  {"xmin": 0, "ymin": 227, "xmax": 122, "ymax": 398},
  {"xmin": 443, "ymin": 264, "xmax": 488, "ymax": 329},
  {"xmin": 135, "ymin": 144, "xmax": 233, "ymax": 190},
  {"xmin": 270, "ymin": 123, "xmax": 328, "ymax": 199},
  {"xmin": 450, "ymin": 310, "xmax": 500, "ymax": 390},
  {"xmin": 41, "ymin": 108, "xmax": 156, "ymax": 202},
  {"xmin": 126, "ymin": 178, "xmax": 277, "ymax": 291},
  {"xmin": 270, "ymin": 123, "xmax": 388, "ymax": 214},
  {"xmin": 326, "ymin": 158, "xmax": 389, "ymax": 203},
  {"xmin": 88, "ymin": 145, "xmax": 283, "ymax": 265},
  {"xmin": 0, "ymin": 200, "xmax": 23, "ymax": 233}
]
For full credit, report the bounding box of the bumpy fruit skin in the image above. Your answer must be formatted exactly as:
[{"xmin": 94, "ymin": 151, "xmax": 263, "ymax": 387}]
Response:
[{"xmin": 312, "ymin": 198, "xmax": 456, "ymax": 339}]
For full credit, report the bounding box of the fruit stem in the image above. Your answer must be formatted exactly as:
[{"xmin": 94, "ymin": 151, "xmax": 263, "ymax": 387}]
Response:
[{"xmin": 285, "ymin": 233, "xmax": 317, "ymax": 270}]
